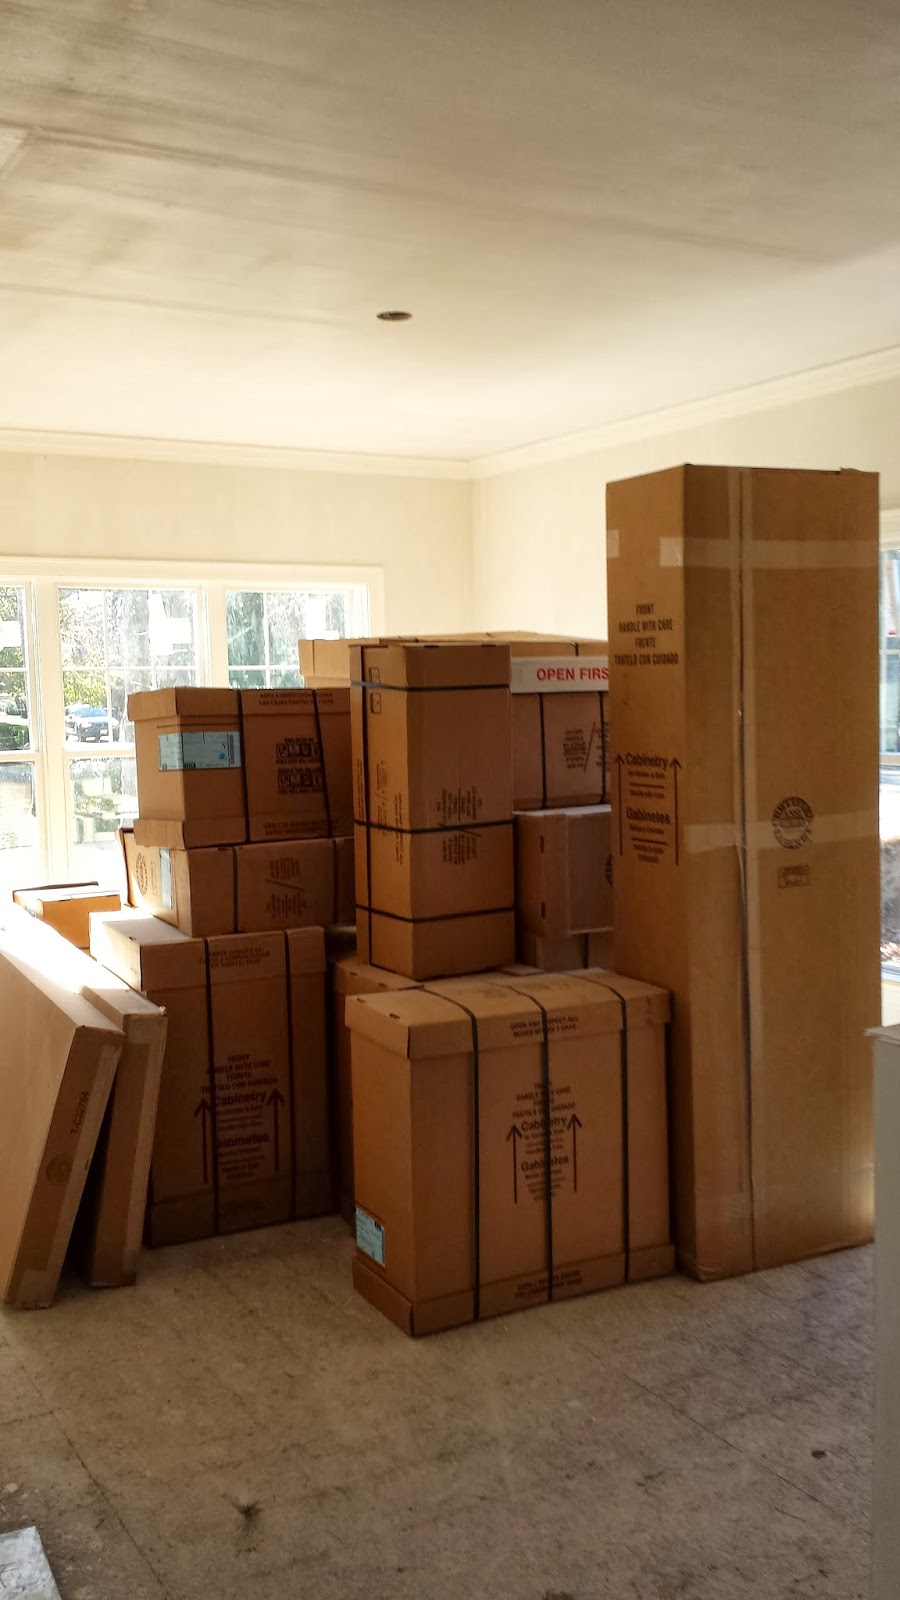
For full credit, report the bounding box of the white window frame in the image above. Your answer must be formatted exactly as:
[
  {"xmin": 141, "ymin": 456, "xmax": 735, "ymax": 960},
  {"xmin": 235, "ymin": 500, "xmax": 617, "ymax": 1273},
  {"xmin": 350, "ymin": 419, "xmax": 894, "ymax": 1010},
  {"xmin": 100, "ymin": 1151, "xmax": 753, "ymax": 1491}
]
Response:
[{"xmin": 0, "ymin": 557, "xmax": 383, "ymax": 883}]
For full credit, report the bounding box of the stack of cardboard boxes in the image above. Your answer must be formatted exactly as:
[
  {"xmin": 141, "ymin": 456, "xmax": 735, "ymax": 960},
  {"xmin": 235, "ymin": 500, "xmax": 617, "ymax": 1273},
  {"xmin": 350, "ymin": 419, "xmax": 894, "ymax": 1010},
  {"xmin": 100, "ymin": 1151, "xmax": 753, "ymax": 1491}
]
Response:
[{"xmin": 89, "ymin": 684, "xmax": 356, "ymax": 1246}]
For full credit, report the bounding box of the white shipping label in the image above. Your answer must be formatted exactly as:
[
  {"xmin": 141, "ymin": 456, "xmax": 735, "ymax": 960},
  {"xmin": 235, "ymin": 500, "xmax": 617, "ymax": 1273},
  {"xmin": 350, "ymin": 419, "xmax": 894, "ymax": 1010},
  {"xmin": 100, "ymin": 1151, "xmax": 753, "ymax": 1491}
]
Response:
[
  {"xmin": 356, "ymin": 1206, "xmax": 386, "ymax": 1267},
  {"xmin": 159, "ymin": 847, "xmax": 173, "ymax": 910},
  {"xmin": 0, "ymin": 620, "xmax": 22, "ymax": 649},
  {"xmin": 510, "ymin": 655, "xmax": 609, "ymax": 694},
  {"xmin": 158, "ymin": 731, "xmax": 242, "ymax": 771}
]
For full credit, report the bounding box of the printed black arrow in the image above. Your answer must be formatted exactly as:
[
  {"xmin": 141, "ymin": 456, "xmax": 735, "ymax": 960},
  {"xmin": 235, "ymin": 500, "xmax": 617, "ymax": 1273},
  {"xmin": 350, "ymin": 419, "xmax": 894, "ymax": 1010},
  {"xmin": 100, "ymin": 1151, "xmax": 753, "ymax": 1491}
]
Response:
[
  {"xmin": 194, "ymin": 1098, "xmax": 212, "ymax": 1186},
  {"xmin": 268, "ymin": 1087, "xmax": 286, "ymax": 1171},
  {"xmin": 670, "ymin": 756, "xmax": 682, "ymax": 866},
  {"xmin": 567, "ymin": 1113, "xmax": 583, "ymax": 1192},
  {"xmin": 506, "ymin": 1123, "xmax": 523, "ymax": 1204},
  {"xmin": 615, "ymin": 754, "xmax": 625, "ymax": 855}
]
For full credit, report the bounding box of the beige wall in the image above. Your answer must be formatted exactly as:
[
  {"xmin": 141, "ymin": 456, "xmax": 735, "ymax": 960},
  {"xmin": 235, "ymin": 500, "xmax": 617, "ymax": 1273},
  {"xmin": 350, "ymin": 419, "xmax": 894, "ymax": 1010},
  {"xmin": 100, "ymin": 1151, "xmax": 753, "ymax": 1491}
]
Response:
[
  {"xmin": 471, "ymin": 371, "xmax": 900, "ymax": 637},
  {"xmin": 0, "ymin": 451, "xmax": 472, "ymax": 635}
]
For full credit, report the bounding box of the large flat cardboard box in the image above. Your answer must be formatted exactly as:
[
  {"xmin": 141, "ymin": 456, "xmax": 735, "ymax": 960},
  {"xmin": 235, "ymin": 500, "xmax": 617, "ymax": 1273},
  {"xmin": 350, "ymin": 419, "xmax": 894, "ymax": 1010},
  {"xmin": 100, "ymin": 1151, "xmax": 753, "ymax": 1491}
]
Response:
[
  {"xmin": 607, "ymin": 463, "xmax": 879, "ymax": 1280},
  {"xmin": 351, "ymin": 641, "xmax": 515, "ymax": 979},
  {"xmin": 2, "ymin": 908, "xmax": 167, "ymax": 1289},
  {"xmin": 122, "ymin": 831, "xmax": 353, "ymax": 936},
  {"xmin": 348, "ymin": 969, "xmax": 672, "ymax": 1335},
  {"xmin": 129, "ymin": 687, "xmax": 246, "ymax": 847},
  {"xmin": 515, "ymin": 805, "xmax": 613, "ymax": 940},
  {"xmin": 240, "ymin": 687, "xmax": 353, "ymax": 842},
  {"xmin": 331, "ymin": 955, "xmax": 419, "ymax": 1225},
  {"xmin": 91, "ymin": 911, "xmax": 214, "ymax": 1246},
  {"xmin": 0, "ymin": 937, "xmax": 123, "ymax": 1307},
  {"xmin": 13, "ymin": 884, "xmax": 121, "ymax": 949}
]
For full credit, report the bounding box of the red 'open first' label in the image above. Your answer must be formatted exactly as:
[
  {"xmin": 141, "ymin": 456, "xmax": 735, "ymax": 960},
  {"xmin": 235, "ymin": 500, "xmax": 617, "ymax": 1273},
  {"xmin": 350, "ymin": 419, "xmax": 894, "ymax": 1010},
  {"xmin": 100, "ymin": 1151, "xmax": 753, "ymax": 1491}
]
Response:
[{"xmin": 510, "ymin": 656, "xmax": 609, "ymax": 694}]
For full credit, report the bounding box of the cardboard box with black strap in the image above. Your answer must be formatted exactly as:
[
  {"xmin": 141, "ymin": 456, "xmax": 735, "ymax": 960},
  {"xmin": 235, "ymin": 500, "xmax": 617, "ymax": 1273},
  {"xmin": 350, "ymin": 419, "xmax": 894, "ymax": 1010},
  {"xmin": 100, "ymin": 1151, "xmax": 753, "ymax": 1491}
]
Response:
[
  {"xmin": 239, "ymin": 686, "xmax": 353, "ymax": 841},
  {"xmin": 348, "ymin": 968, "xmax": 672, "ymax": 1335},
  {"xmin": 351, "ymin": 641, "xmax": 516, "ymax": 980},
  {"xmin": 129, "ymin": 687, "xmax": 246, "ymax": 848},
  {"xmin": 607, "ymin": 463, "xmax": 879, "ymax": 1280}
]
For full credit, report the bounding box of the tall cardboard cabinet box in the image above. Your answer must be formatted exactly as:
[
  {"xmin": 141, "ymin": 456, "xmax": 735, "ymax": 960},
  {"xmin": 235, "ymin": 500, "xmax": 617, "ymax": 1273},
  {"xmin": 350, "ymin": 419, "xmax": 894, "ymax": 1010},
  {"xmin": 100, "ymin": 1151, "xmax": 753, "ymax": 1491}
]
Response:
[
  {"xmin": 606, "ymin": 464, "xmax": 879, "ymax": 1280},
  {"xmin": 351, "ymin": 641, "xmax": 515, "ymax": 979}
]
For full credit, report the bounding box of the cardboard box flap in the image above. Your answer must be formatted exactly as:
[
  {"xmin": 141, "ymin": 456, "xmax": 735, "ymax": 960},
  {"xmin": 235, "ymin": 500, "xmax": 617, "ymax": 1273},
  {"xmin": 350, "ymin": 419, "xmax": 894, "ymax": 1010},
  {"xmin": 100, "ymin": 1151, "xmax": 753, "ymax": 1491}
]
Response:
[
  {"xmin": 286, "ymin": 927, "xmax": 327, "ymax": 975},
  {"xmin": 2, "ymin": 906, "xmax": 166, "ymax": 1034},
  {"xmin": 333, "ymin": 955, "xmax": 421, "ymax": 997},
  {"xmin": 90, "ymin": 910, "xmax": 206, "ymax": 993},
  {"xmin": 352, "ymin": 641, "xmax": 511, "ymax": 691},
  {"xmin": 0, "ymin": 935, "xmax": 125, "ymax": 1039},
  {"xmin": 207, "ymin": 932, "xmax": 286, "ymax": 985},
  {"xmin": 128, "ymin": 687, "xmax": 239, "ymax": 722},
  {"xmin": 346, "ymin": 972, "xmax": 622, "ymax": 1058}
]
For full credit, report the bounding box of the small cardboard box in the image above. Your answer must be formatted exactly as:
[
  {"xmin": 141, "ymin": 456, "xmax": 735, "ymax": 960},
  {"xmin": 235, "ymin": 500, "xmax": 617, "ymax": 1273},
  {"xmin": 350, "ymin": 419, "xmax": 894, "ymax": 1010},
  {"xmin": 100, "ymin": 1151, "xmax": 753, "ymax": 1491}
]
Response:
[
  {"xmin": 504, "ymin": 637, "xmax": 609, "ymax": 812},
  {"xmin": 352, "ymin": 641, "xmax": 515, "ymax": 979},
  {"xmin": 515, "ymin": 805, "xmax": 613, "ymax": 939},
  {"xmin": 13, "ymin": 884, "xmax": 121, "ymax": 949},
  {"xmin": 348, "ymin": 969, "xmax": 672, "ymax": 1335},
  {"xmin": 129, "ymin": 687, "xmax": 246, "ymax": 848},
  {"xmin": 607, "ymin": 463, "xmax": 879, "ymax": 1279},
  {"xmin": 331, "ymin": 954, "xmax": 419, "ymax": 1224},
  {"xmin": 122, "ymin": 828, "xmax": 234, "ymax": 937},
  {"xmin": 236, "ymin": 837, "xmax": 354, "ymax": 932},
  {"xmin": 90, "ymin": 911, "xmax": 214, "ymax": 1247},
  {"xmin": 240, "ymin": 687, "xmax": 353, "ymax": 842},
  {"xmin": 519, "ymin": 929, "xmax": 615, "ymax": 972},
  {"xmin": 0, "ymin": 936, "xmax": 123, "ymax": 1307}
]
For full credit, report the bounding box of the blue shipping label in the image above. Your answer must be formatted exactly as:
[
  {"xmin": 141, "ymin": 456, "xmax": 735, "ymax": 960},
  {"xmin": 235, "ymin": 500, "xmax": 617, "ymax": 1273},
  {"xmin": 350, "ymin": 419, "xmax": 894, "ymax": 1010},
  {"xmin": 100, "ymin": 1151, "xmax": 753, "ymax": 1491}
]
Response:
[{"xmin": 355, "ymin": 1207, "xmax": 386, "ymax": 1267}]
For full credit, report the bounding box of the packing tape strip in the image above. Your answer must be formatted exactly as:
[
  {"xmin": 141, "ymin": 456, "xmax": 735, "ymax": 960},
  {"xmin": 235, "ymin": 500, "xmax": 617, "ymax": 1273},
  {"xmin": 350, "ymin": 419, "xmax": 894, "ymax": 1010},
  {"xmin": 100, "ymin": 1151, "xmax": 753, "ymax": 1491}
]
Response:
[
  {"xmin": 683, "ymin": 808, "xmax": 878, "ymax": 856},
  {"xmin": 660, "ymin": 537, "xmax": 877, "ymax": 570}
]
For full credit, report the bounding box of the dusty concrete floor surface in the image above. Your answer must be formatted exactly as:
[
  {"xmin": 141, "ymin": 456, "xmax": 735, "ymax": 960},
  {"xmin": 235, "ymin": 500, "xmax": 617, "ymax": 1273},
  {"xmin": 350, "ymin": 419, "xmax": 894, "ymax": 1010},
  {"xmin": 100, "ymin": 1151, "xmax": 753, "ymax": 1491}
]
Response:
[{"xmin": 0, "ymin": 1223, "xmax": 871, "ymax": 1599}]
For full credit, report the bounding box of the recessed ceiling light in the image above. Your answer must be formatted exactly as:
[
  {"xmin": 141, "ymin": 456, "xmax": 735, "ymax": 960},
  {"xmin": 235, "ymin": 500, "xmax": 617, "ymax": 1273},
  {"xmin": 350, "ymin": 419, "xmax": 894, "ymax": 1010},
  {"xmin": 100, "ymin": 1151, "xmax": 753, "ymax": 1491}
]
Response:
[{"xmin": 377, "ymin": 310, "xmax": 412, "ymax": 322}]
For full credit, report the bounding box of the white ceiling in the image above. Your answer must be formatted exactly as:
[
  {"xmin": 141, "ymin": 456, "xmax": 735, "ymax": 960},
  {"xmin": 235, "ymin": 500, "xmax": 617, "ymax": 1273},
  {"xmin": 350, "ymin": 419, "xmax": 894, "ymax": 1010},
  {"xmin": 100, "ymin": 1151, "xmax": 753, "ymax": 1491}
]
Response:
[{"xmin": 2, "ymin": 0, "xmax": 900, "ymax": 462}]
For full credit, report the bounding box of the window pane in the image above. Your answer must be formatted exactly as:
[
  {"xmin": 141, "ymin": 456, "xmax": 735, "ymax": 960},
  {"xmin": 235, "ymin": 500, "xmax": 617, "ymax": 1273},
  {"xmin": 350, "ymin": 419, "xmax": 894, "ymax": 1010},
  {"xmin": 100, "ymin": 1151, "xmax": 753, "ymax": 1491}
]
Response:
[
  {"xmin": 227, "ymin": 590, "xmax": 266, "ymax": 671},
  {"xmin": 0, "ymin": 761, "xmax": 41, "ymax": 892},
  {"xmin": 0, "ymin": 587, "xmax": 33, "ymax": 751},
  {"xmin": 68, "ymin": 756, "xmax": 137, "ymax": 885},
  {"xmin": 269, "ymin": 665, "xmax": 303, "ymax": 689},
  {"xmin": 266, "ymin": 592, "xmax": 307, "ymax": 666},
  {"xmin": 227, "ymin": 666, "xmax": 267, "ymax": 689},
  {"xmin": 226, "ymin": 587, "xmax": 367, "ymax": 689},
  {"xmin": 59, "ymin": 587, "xmax": 199, "ymax": 747}
]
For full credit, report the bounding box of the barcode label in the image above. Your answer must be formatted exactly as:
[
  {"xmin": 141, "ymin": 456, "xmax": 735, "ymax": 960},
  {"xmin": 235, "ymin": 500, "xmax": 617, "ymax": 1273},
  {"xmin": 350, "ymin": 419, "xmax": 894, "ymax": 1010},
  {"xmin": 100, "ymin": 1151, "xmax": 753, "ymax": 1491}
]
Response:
[
  {"xmin": 355, "ymin": 1207, "xmax": 386, "ymax": 1267},
  {"xmin": 158, "ymin": 731, "xmax": 242, "ymax": 771}
]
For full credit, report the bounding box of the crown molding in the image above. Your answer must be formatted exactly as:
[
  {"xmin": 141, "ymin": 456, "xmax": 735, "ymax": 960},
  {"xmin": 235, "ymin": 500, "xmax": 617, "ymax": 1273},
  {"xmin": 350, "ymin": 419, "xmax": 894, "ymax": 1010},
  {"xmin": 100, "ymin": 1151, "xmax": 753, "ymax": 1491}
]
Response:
[
  {"xmin": 473, "ymin": 344, "xmax": 900, "ymax": 478},
  {"xmin": 0, "ymin": 427, "xmax": 472, "ymax": 480}
]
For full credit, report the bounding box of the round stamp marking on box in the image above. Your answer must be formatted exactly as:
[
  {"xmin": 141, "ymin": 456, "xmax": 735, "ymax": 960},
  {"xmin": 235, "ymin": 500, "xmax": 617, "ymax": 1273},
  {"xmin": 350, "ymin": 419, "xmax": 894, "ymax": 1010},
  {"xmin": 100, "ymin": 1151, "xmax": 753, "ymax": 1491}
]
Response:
[{"xmin": 771, "ymin": 796, "xmax": 813, "ymax": 850}]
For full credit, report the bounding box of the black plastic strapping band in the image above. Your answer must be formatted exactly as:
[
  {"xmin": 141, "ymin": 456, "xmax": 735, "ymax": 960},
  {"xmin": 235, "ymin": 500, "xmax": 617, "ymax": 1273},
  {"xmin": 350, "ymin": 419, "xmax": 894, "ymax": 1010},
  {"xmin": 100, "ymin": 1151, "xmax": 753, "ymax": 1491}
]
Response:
[
  {"xmin": 501, "ymin": 983, "xmax": 554, "ymax": 1303},
  {"xmin": 358, "ymin": 681, "xmax": 375, "ymax": 962},
  {"xmin": 283, "ymin": 932, "xmax": 299, "ymax": 1222},
  {"xmin": 231, "ymin": 846, "xmax": 239, "ymax": 934},
  {"xmin": 236, "ymin": 694, "xmax": 251, "ymax": 843},
  {"xmin": 419, "ymin": 987, "xmax": 482, "ymax": 1322},
  {"xmin": 310, "ymin": 690, "xmax": 333, "ymax": 837},
  {"xmin": 363, "ymin": 818, "xmax": 511, "ymax": 838},
  {"xmin": 538, "ymin": 693, "xmax": 548, "ymax": 809},
  {"xmin": 576, "ymin": 975, "xmax": 631, "ymax": 1278},
  {"xmin": 353, "ymin": 902, "xmax": 514, "ymax": 925},
  {"xmin": 349, "ymin": 679, "xmax": 506, "ymax": 695},
  {"xmin": 202, "ymin": 941, "xmax": 221, "ymax": 1234}
]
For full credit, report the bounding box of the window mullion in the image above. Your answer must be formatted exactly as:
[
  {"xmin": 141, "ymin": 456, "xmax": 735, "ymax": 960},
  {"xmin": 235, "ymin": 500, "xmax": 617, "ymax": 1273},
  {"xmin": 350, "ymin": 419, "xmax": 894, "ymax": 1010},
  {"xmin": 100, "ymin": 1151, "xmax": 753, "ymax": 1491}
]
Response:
[{"xmin": 33, "ymin": 579, "xmax": 69, "ymax": 878}]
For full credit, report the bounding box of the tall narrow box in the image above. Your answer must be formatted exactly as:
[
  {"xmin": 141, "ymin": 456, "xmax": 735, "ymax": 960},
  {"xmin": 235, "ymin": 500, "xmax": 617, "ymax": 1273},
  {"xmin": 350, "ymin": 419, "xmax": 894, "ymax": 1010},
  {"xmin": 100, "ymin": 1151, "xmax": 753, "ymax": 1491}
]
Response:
[
  {"xmin": 607, "ymin": 464, "xmax": 879, "ymax": 1280},
  {"xmin": 351, "ymin": 641, "xmax": 515, "ymax": 979}
]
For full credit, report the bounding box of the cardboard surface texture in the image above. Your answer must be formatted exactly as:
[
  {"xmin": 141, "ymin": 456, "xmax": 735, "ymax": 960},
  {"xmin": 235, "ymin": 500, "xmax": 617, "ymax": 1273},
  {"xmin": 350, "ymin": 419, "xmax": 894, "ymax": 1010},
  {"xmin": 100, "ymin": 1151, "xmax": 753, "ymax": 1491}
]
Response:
[
  {"xmin": 607, "ymin": 463, "xmax": 879, "ymax": 1280},
  {"xmin": 129, "ymin": 687, "xmax": 246, "ymax": 847},
  {"xmin": 122, "ymin": 829, "xmax": 352, "ymax": 936},
  {"xmin": 91, "ymin": 912, "xmax": 330, "ymax": 1244},
  {"xmin": 0, "ymin": 934, "xmax": 123, "ymax": 1307},
  {"xmin": 515, "ymin": 805, "xmax": 613, "ymax": 941},
  {"xmin": 331, "ymin": 955, "xmax": 419, "ymax": 1223},
  {"xmin": 240, "ymin": 687, "xmax": 353, "ymax": 841},
  {"xmin": 520, "ymin": 929, "xmax": 616, "ymax": 972},
  {"xmin": 352, "ymin": 641, "xmax": 515, "ymax": 979},
  {"xmin": 348, "ymin": 968, "xmax": 672, "ymax": 1335},
  {"xmin": 13, "ymin": 884, "xmax": 121, "ymax": 949}
]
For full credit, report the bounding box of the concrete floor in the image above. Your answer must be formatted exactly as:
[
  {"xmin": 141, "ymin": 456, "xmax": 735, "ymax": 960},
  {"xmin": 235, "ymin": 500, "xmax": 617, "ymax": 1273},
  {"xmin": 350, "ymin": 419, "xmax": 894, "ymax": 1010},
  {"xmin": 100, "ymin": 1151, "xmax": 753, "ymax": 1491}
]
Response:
[{"xmin": 0, "ymin": 1224, "xmax": 871, "ymax": 1600}]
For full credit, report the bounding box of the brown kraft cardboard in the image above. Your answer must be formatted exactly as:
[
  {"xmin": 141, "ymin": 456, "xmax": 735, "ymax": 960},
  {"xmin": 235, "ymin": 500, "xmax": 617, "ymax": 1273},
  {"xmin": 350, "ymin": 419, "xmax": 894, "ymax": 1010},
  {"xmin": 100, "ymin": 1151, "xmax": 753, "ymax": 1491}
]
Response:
[
  {"xmin": 240, "ymin": 687, "xmax": 352, "ymax": 842},
  {"xmin": 347, "ymin": 969, "xmax": 672, "ymax": 1335},
  {"xmin": 515, "ymin": 805, "xmax": 613, "ymax": 942},
  {"xmin": 607, "ymin": 463, "xmax": 879, "ymax": 1280},
  {"xmin": 13, "ymin": 884, "xmax": 121, "ymax": 949},
  {"xmin": 0, "ymin": 934, "xmax": 123, "ymax": 1307},
  {"xmin": 129, "ymin": 687, "xmax": 246, "ymax": 847}
]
